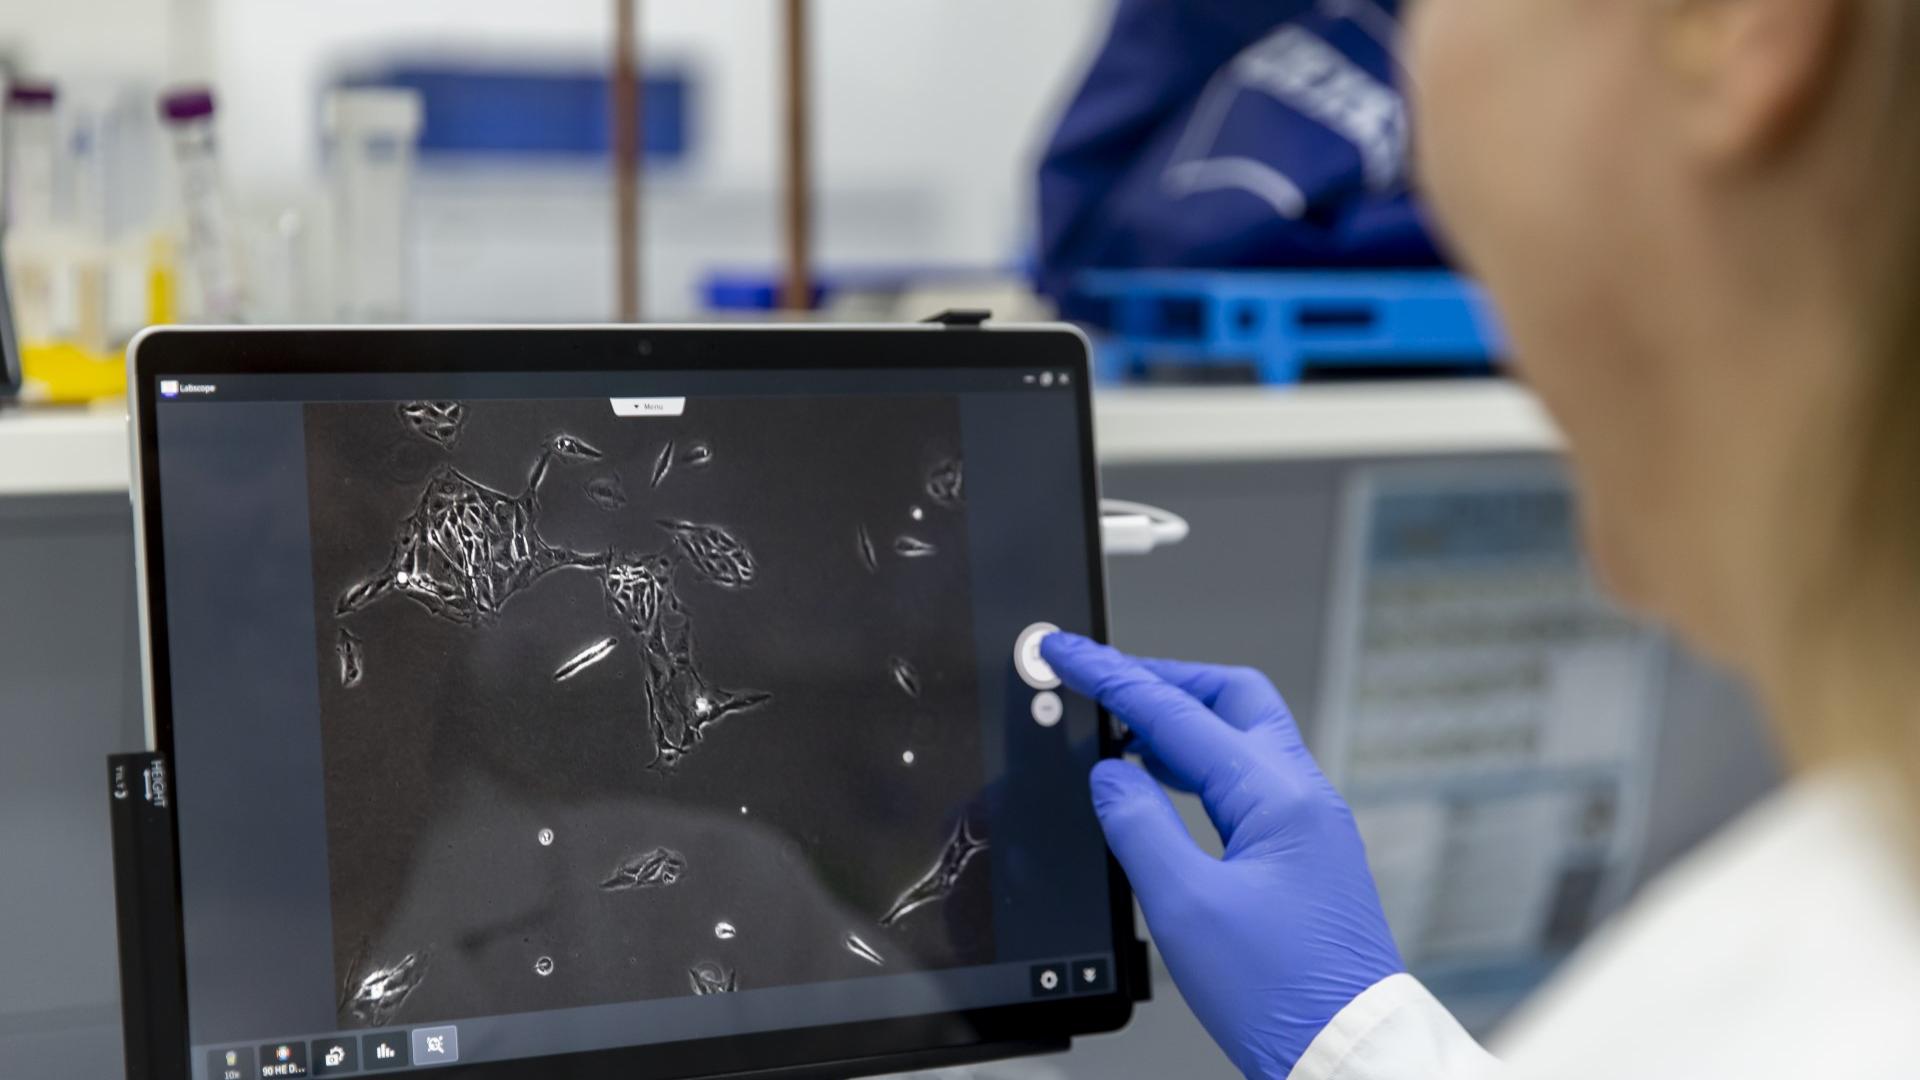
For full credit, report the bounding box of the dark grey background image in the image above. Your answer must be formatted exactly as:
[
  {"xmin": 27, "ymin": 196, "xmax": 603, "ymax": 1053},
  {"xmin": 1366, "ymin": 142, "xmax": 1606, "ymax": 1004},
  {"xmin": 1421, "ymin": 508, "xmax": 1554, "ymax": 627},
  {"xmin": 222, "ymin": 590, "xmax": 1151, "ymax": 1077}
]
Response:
[{"xmin": 303, "ymin": 397, "xmax": 993, "ymax": 1028}]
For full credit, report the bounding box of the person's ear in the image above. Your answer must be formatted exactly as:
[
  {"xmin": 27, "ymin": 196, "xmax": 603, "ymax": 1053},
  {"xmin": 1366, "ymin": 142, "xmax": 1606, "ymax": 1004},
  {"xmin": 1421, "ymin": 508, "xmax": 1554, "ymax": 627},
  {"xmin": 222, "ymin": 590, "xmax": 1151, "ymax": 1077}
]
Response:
[{"xmin": 1658, "ymin": 0, "xmax": 1852, "ymax": 160}]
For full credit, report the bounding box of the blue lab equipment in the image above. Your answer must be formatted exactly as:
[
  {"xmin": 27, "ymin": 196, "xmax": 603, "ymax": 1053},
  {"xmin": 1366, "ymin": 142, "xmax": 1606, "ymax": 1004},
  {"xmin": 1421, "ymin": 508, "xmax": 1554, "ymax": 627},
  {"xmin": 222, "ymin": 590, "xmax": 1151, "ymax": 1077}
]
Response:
[
  {"xmin": 1075, "ymin": 269, "xmax": 1503, "ymax": 384},
  {"xmin": 1043, "ymin": 632, "xmax": 1405, "ymax": 1078},
  {"xmin": 341, "ymin": 64, "xmax": 689, "ymax": 163},
  {"xmin": 1037, "ymin": 0, "xmax": 1442, "ymax": 306}
]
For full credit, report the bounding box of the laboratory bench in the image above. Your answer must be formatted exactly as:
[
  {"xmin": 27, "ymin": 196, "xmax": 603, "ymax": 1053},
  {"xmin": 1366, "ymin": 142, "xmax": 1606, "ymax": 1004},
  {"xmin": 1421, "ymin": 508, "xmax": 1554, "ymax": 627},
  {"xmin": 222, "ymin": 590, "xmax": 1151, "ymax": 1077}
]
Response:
[{"xmin": 0, "ymin": 382, "xmax": 1777, "ymax": 1079}]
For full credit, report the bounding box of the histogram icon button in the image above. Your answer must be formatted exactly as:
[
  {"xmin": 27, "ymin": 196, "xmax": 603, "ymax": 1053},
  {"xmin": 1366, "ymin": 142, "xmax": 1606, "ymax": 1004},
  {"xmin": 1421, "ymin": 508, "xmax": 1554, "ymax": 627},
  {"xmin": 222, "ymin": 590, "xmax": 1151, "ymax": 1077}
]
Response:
[{"xmin": 361, "ymin": 1032, "xmax": 409, "ymax": 1071}]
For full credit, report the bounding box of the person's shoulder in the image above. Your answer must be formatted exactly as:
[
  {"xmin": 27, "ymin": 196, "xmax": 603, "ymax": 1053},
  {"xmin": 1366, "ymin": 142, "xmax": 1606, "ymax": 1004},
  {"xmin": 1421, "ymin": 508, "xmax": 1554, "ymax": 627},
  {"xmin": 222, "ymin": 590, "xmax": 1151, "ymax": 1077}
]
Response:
[{"xmin": 1492, "ymin": 766, "xmax": 1920, "ymax": 1079}]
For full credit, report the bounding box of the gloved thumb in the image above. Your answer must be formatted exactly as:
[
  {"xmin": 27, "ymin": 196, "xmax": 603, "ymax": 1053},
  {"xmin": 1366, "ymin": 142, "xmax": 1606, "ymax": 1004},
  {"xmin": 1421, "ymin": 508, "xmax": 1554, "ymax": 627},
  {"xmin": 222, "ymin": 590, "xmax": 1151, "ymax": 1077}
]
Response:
[{"xmin": 1090, "ymin": 759, "xmax": 1209, "ymax": 908}]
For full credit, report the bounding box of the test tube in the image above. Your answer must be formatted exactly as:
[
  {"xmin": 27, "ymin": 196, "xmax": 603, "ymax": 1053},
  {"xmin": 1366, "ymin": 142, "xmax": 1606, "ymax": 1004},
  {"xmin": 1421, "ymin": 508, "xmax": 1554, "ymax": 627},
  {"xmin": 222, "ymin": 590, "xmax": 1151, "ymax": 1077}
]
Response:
[
  {"xmin": 159, "ymin": 87, "xmax": 244, "ymax": 322},
  {"xmin": 3, "ymin": 81, "xmax": 58, "ymax": 229},
  {"xmin": 3, "ymin": 82, "xmax": 61, "ymax": 341},
  {"xmin": 324, "ymin": 87, "xmax": 423, "ymax": 323}
]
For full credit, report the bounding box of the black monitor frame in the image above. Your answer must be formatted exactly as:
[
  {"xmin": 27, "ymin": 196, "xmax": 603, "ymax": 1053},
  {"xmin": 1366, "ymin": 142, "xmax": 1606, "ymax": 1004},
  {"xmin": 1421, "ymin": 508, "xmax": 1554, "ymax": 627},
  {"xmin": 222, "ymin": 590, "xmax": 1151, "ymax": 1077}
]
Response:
[
  {"xmin": 0, "ymin": 231, "xmax": 19, "ymax": 396},
  {"xmin": 122, "ymin": 324, "xmax": 1144, "ymax": 1080}
]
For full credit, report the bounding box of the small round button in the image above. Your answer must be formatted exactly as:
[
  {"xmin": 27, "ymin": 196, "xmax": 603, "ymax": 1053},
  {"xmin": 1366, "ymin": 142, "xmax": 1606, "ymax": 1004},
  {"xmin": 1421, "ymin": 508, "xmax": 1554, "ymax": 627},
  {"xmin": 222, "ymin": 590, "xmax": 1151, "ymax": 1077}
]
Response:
[
  {"xmin": 1014, "ymin": 622, "xmax": 1061, "ymax": 690},
  {"xmin": 1031, "ymin": 690, "xmax": 1063, "ymax": 728}
]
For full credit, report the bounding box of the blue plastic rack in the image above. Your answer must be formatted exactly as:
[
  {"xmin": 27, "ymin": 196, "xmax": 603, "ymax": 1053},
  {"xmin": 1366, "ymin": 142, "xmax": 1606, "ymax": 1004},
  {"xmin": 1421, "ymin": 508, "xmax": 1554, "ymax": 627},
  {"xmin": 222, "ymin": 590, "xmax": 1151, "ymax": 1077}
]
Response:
[{"xmin": 1070, "ymin": 270, "xmax": 1506, "ymax": 385}]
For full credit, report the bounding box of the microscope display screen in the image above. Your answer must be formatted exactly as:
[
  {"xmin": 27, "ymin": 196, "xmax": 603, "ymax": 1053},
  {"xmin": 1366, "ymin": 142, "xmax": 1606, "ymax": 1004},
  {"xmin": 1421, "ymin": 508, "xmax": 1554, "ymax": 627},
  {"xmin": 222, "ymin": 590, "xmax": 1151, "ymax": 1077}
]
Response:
[{"xmin": 131, "ymin": 327, "xmax": 1129, "ymax": 1080}]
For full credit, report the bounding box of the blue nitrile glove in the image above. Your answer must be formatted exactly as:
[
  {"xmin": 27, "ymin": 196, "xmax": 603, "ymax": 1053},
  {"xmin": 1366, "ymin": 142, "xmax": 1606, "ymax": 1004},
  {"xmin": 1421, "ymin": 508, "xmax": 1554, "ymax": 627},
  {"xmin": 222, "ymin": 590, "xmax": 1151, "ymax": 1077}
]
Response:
[{"xmin": 1041, "ymin": 632, "xmax": 1404, "ymax": 1079}]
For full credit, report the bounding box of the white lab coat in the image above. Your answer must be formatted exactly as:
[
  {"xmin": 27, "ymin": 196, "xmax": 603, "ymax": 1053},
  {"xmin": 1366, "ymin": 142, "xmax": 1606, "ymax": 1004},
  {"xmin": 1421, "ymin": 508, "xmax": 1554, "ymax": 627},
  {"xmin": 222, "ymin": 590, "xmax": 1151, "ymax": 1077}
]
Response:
[{"xmin": 1290, "ymin": 766, "xmax": 1920, "ymax": 1080}]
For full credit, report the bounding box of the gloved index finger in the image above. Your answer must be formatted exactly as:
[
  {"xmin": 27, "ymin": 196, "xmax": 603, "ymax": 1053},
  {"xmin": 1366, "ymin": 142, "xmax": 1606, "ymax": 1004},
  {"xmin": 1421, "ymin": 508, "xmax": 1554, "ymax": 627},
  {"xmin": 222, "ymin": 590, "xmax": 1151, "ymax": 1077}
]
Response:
[
  {"xmin": 1041, "ymin": 633, "xmax": 1245, "ymax": 795},
  {"xmin": 1135, "ymin": 657, "xmax": 1304, "ymax": 749}
]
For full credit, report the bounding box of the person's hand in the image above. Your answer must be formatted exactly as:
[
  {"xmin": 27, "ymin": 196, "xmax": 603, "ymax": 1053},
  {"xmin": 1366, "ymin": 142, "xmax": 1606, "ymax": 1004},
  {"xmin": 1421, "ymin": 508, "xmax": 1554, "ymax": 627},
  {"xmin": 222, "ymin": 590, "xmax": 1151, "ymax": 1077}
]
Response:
[{"xmin": 1041, "ymin": 633, "xmax": 1403, "ymax": 1079}]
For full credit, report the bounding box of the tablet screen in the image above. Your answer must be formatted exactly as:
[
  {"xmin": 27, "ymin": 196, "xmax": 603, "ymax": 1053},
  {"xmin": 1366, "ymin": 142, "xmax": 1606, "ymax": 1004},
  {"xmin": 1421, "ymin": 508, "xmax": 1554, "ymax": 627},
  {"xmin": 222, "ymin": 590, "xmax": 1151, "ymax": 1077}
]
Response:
[{"xmin": 137, "ymin": 334, "xmax": 1122, "ymax": 1080}]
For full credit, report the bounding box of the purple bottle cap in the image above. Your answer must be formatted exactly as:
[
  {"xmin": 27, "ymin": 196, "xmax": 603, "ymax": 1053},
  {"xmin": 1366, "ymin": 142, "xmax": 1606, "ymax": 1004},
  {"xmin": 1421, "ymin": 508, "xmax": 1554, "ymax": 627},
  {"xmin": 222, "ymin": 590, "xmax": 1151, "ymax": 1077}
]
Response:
[
  {"xmin": 6, "ymin": 81, "xmax": 57, "ymax": 107},
  {"xmin": 159, "ymin": 87, "xmax": 217, "ymax": 123}
]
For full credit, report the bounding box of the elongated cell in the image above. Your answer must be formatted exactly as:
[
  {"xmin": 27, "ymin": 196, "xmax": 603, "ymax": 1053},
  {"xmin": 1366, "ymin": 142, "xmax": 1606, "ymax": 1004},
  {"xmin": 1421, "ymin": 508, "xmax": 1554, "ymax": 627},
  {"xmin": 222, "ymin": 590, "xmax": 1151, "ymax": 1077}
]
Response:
[
  {"xmin": 688, "ymin": 960, "xmax": 737, "ymax": 995},
  {"xmin": 584, "ymin": 472, "xmax": 627, "ymax": 511},
  {"xmin": 925, "ymin": 458, "xmax": 963, "ymax": 507},
  {"xmin": 657, "ymin": 519, "xmax": 756, "ymax": 589},
  {"xmin": 336, "ymin": 575, "xmax": 390, "ymax": 616},
  {"xmin": 714, "ymin": 921, "xmax": 736, "ymax": 940},
  {"xmin": 680, "ymin": 442, "xmax": 712, "ymax": 468},
  {"xmin": 650, "ymin": 441, "xmax": 675, "ymax": 489},
  {"xmin": 341, "ymin": 949, "xmax": 428, "ymax": 1027},
  {"xmin": 878, "ymin": 817, "xmax": 990, "ymax": 927},
  {"xmin": 337, "ymin": 627, "xmax": 365, "ymax": 688},
  {"xmin": 843, "ymin": 933, "xmax": 885, "ymax": 968},
  {"xmin": 889, "ymin": 656, "xmax": 921, "ymax": 699},
  {"xmin": 336, "ymin": 434, "xmax": 604, "ymax": 625},
  {"xmin": 599, "ymin": 847, "xmax": 687, "ymax": 892},
  {"xmin": 397, "ymin": 401, "xmax": 465, "ymax": 448},
  {"xmin": 893, "ymin": 535, "xmax": 938, "ymax": 559},
  {"xmin": 553, "ymin": 636, "xmax": 619, "ymax": 682},
  {"xmin": 856, "ymin": 525, "xmax": 878, "ymax": 573}
]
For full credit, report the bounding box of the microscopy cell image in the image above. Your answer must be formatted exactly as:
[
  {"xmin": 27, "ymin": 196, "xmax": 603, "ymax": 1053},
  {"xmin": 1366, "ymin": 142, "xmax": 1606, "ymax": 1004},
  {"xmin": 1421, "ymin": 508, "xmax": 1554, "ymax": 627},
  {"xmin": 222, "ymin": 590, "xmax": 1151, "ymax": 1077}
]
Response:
[
  {"xmin": 340, "ymin": 948, "xmax": 429, "ymax": 1028},
  {"xmin": 584, "ymin": 472, "xmax": 628, "ymax": 512},
  {"xmin": 553, "ymin": 637, "xmax": 619, "ymax": 682},
  {"xmin": 925, "ymin": 458, "xmax": 963, "ymax": 507},
  {"xmin": 889, "ymin": 656, "xmax": 922, "ymax": 699},
  {"xmin": 687, "ymin": 960, "xmax": 736, "ymax": 995},
  {"xmin": 398, "ymin": 401, "xmax": 466, "ymax": 448},
  {"xmin": 879, "ymin": 816, "xmax": 990, "ymax": 928},
  {"xmin": 304, "ymin": 396, "xmax": 992, "ymax": 1027},
  {"xmin": 334, "ymin": 434, "xmax": 605, "ymax": 626},
  {"xmin": 600, "ymin": 545, "xmax": 771, "ymax": 769},
  {"xmin": 604, "ymin": 551, "xmax": 676, "ymax": 637},
  {"xmin": 638, "ymin": 659, "xmax": 772, "ymax": 771},
  {"xmin": 893, "ymin": 535, "xmax": 938, "ymax": 559},
  {"xmin": 650, "ymin": 440, "xmax": 675, "ymax": 489},
  {"xmin": 599, "ymin": 846, "xmax": 688, "ymax": 892},
  {"xmin": 843, "ymin": 932, "xmax": 885, "ymax": 967},
  {"xmin": 337, "ymin": 627, "xmax": 365, "ymax": 688},
  {"xmin": 657, "ymin": 519, "xmax": 756, "ymax": 590}
]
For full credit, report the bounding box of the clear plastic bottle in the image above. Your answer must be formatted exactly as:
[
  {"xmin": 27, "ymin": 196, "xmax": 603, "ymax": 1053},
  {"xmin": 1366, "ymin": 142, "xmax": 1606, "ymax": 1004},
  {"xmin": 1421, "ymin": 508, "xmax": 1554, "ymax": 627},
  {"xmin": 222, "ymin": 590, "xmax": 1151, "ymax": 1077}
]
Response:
[
  {"xmin": 324, "ymin": 87, "xmax": 422, "ymax": 323},
  {"xmin": 3, "ymin": 82, "xmax": 62, "ymax": 342},
  {"xmin": 159, "ymin": 87, "xmax": 245, "ymax": 322},
  {"xmin": 3, "ymin": 81, "xmax": 59, "ymax": 229}
]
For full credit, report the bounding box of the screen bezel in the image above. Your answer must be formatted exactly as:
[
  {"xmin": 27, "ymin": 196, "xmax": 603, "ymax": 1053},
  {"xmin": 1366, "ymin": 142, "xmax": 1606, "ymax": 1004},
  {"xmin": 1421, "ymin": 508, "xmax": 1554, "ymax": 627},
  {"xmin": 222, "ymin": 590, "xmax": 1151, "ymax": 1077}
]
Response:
[
  {"xmin": 0, "ymin": 231, "xmax": 20, "ymax": 396},
  {"xmin": 126, "ymin": 324, "xmax": 1137, "ymax": 1080}
]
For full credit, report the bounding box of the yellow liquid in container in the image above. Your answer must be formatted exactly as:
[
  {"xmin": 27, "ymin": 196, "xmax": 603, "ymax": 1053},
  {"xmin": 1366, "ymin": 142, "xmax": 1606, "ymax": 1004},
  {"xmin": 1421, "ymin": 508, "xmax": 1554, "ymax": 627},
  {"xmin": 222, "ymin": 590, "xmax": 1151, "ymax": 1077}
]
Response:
[{"xmin": 20, "ymin": 340, "xmax": 127, "ymax": 404}]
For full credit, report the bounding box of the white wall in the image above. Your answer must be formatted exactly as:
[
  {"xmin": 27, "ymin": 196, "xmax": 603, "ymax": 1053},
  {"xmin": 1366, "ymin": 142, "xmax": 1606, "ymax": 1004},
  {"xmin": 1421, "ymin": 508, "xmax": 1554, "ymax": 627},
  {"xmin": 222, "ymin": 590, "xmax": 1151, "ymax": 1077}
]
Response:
[
  {"xmin": 207, "ymin": 0, "xmax": 1109, "ymax": 263},
  {"xmin": 1, "ymin": 0, "xmax": 166, "ymax": 82},
  {"xmin": 2, "ymin": 0, "xmax": 1116, "ymax": 315}
]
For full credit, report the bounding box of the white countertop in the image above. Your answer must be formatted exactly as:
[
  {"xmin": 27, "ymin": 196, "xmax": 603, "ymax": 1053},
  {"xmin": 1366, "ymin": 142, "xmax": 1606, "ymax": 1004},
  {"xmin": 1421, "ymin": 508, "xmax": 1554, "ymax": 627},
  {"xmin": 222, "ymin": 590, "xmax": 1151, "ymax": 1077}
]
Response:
[
  {"xmin": 1093, "ymin": 381, "xmax": 1559, "ymax": 464},
  {"xmin": 0, "ymin": 381, "xmax": 1561, "ymax": 498},
  {"xmin": 0, "ymin": 404, "xmax": 131, "ymax": 497}
]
